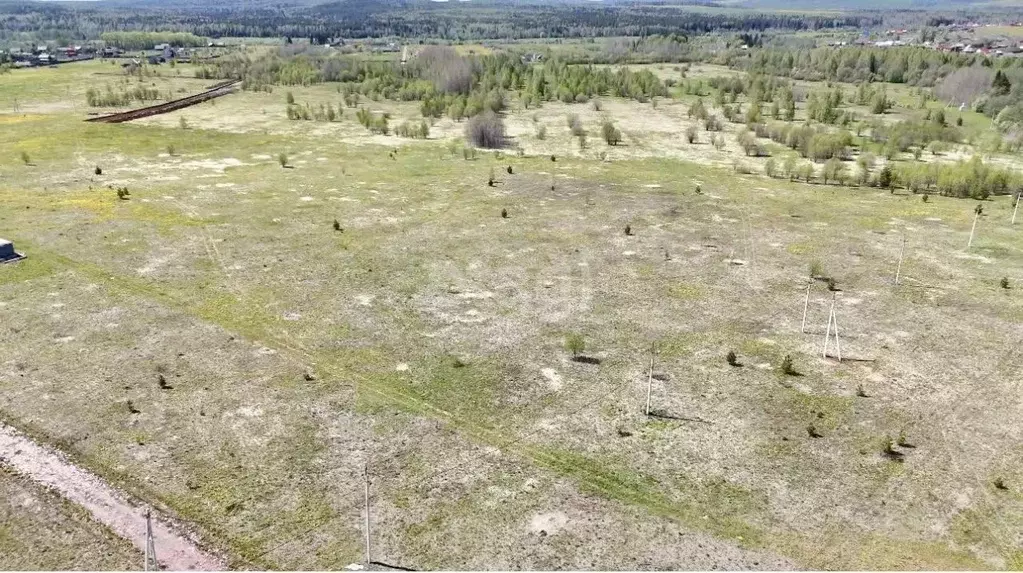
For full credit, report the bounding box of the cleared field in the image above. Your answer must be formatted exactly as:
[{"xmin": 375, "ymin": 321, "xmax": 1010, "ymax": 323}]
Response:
[
  {"xmin": 2, "ymin": 60, "xmax": 1023, "ymax": 570},
  {"xmin": 0, "ymin": 466, "xmax": 141, "ymax": 570}
]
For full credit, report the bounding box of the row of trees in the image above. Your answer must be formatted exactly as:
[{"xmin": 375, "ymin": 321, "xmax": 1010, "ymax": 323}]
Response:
[
  {"xmin": 727, "ymin": 45, "xmax": 1020, "ymax": 87},
  {"xmin": 84, "ymin": 84, "xmax": 162, "ymax": 107},
  {"xmin": 99, "ymin": 31, "xmax": 206, "ymax": 50},
  {"xmin": 892, "ymin": 156, "xmax": 1020, "ymax": 199}
]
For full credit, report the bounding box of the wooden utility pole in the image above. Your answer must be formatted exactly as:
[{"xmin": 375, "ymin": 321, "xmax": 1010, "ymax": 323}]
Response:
[
  {"xmin": 968, "ymin": 209, "xmax": 980, "ymax": 248},
  {"xmin": 801, "ymin": 281, "xmax": 811, "ymax": 334},
  {"xmin": 144, "ymin": 510, "xmax": 157, "ymax": 571},
  {"xmin": 364, "ymin": 464, "xmax": 372, "ymax": 568},
  {"xmin": 894, "ymin": 234, "xmax": 906, "ymax": 286},
  {"xmin": 645, "ymin": 344, "xmax": 655, "ymax": 415}
]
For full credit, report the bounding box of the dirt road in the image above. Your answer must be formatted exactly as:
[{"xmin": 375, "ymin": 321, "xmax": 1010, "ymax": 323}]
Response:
[{"xmin": 0, "ymin": 422, "xmax": 226, "ymax": 571}]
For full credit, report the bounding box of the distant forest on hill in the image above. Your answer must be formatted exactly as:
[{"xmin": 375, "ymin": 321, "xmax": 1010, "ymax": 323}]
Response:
[
  {"xmin": 2, "ymin": 0, "xmax": 1023, "ymax": 46},
  {"xmin": 0, "ymin": 0, "xmax": 932, "ymax": 46}
]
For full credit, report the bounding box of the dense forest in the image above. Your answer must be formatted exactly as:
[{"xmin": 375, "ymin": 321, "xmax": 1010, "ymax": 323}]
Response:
[{"xmin": 0, "ymin": 0, "xmax": 971, "ymax": 47}]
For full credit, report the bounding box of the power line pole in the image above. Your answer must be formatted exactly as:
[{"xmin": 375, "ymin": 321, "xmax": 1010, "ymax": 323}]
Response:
[
  {"xmin": 144, "ymin": 509, "xmax": 158, "ymax": 571},
  {"xmin": 364, "ymin": 464, "xmax": 372, "ymax": 569}
]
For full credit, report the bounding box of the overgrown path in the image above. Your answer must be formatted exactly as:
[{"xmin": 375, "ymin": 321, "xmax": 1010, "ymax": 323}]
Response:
[{"xmin": 0, "ymin": 422, "xmax": 226, "ymax": 571}]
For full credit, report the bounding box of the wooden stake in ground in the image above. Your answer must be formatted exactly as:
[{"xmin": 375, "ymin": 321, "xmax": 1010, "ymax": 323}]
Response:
[
  {"xmin": 645, "ymin": 343, "xmax": 655, "ymax": 415},
  {"xmin": 1013, "ymin": 193, "xmax": 1021, "ymax": 225},
  {"xmin": 822, "ymin": 293, "xmax": 842, "ymax": 362},
  {"xmin": 894, "ymin": 234, "xmax": 906, "ymax": 286},
  {"xmin": 801, "ymin": 281, "xmax": 811, "ymax": 334},
  {"xmin": 144, "ymin": 510, "xmax": 157, "ymax": 572},
  {"xmin": 364, "ymin": 464, "xmax": 372, "ymax": 568},
  {"xmin": 968, "ymin": 209, "xmax": 980, "ymax": 248}
]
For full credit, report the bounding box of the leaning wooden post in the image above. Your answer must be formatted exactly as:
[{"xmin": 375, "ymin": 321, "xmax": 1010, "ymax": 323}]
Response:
[
  {"xmin": 645, "ymin": 344, "xmax": 655, "ymax": 415},
  {"xmin": 801, "ymin": 281, "xmax": 811, "ymax": 334},
  {"xmin": 822, "ymin": 293, "xmax": 842, "ymax": 361},
  {"xmin": 894, "ymin": 235, "xmax": 906, "ymax": 286},
  {"xmin": 364, "ymin": 464, "xmax": 372, "ymax": 568},
  {"xmin": 832, "ymin": 298, "xmax": 842, "ymax": 362},
  {"xmin": 144, "ymin": 510, "xmax": 157, "ymax": 572},
  {"xmin": 968, "ymin": 209, "xmax": 980, "ymax": 248},
  {"xmin": 1013, "ymin": 193, "xmax": 1021, "ymax": 225},
  {"xmin": 822, "ymin": 300, "xmax": 834, "ymax": 359}
]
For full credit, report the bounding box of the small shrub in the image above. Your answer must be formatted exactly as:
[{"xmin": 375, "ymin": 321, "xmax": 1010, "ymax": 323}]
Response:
[
  {"xmin": 685, "ymin": 125, "xmax": 698, "ymax": 144},
  {"xmin": 567, "ymin": 113, "xmax": 584, "ymax": 136},
  {"xmin": 726, "ymin": 351, "xmax": 739, "ymax": 367},
  {"xmin": 827, "ymin": 277, "xmax": 838, "ymax": 291},
  {"xmin": 20, "ymin": 151, "xmax": 30, "ymax": 165},
  {"xmin": 116, "ymin": 187, "xmax": 130, "ymax": 200},
  {"xmin": 994, "ymin": 477, "xmax": 1009, "ymax": 490},
  {"xmin": 601, "ymin": 120, "xmax": 622, "ymax": 146},
  {"xmin": 278, "ymin": 153, "xmax": 288, "ymax": 168},
  {"xmin": 466, "ymin": 111, "xmax": 506, "ymax": 149},
  {"xmin": 780, "ymin": 354, "xmax": 797, "ymax": 376},
  {"xmin": 856, "ymin": 385, "xmax": 869, "ymax": 398},
  {"xmin": 956, "ymin": 116, "xmax": 963, "ymax": 127},
  {"xmin": 809, "ymin": 260, "xmax": 824, "ymax": 279},
  {"xmin": 881, "ymin": 436, "xmax": 903, "ymax": 460},
  {"xmin": 286, "ymin": 91, "xmax": 295, "ymax": 105},
  {"xmin": 897, "ymin": 429, "xmax": 912, "ymax": 447},
  {"xmin": 506, "ymin": 165, "xmax": 513, "ymax": 174},
  {"xmin": 564, "ymin": 333, "xmax": 585, "ymax": 356},
  {"xmin": 333, "ymin": 219, "xmax": 342, "ymax": 232},
  {"xmin": 94, "ymin": 166, "xmax": 102, "ymax": 175},
  {"xmin": 535, "ymin": 124, "xmax": 547, "ymax": 140},
  {"xmin": 807, "ymin": 424, "xmax": 823, "ymax": 438},
  {"xmin": 488, "ymin": 167, "xmax": 496, "ymax": 187},
  {"xmin": 624, "ymin": 224, "xmax": 633, "ymax": 236},
  {"xmin": 166, "ymin": 144, "xmax": 176, "ymax": 156},
  {"xmin": 1001, "ymin": 277, "xmax": 1010, "ymax": 289},
  {"xmin": 922, "ymin": 194, "xmax": 929, "ymax": 203},
  {"xmin": 592, "ymin": 99, "xmax": 602, "ymax": 112},
  {"xmin": 501, "ymin": 208, "xmax": 508, "ymax": 219},
  {"xmin": 179, "ymin": 116, "xmax": 188, "ymax": 129},
  {"xmin": 878, "ymin": 165, "xmax": 893, "ymax": 189},
  {"xmin": 695, "ymin": 185, "xmax": 702, "ymax": 195}
]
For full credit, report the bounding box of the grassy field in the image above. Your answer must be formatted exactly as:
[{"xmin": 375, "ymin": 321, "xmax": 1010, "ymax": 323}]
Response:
[
  {"xmin": 0, "ymin": 466, "xmax": 141, "ymax": 569},
  {"xmin": 2, "ymin": 57, "xmax": 1023, "ymax": 570}
]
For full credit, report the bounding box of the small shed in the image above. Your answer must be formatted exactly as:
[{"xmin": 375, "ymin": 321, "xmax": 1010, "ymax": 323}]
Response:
[{"xmin": 0, "ymin": 239, "xmax": 25, "ymax": 263}]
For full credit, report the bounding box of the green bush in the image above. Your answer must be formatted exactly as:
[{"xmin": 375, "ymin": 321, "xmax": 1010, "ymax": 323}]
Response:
[{"xmin": 564, "ymin": 333, "xmax": 586, "ymax": 356}]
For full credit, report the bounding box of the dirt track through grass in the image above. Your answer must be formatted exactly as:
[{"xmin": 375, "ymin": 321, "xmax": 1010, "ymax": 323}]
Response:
[{"xmin": 0, "ymin": 422, "xmax": 226, "ymax": 571}]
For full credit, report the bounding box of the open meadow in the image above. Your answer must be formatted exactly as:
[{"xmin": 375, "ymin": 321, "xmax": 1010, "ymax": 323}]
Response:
[{"xmin": 2, "ymin": 48, "xmax": 1023, "ymax": 571}]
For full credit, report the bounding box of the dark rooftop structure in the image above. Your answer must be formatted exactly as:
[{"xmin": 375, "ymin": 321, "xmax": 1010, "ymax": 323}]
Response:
[{"xmin": 0, "ymin": 239, "xmax": 25, "ymax": 263}]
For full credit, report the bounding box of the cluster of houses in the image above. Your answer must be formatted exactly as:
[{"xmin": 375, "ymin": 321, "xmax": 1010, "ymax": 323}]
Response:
[
  {"xmin": 1, "ymin": 44, "xmax": 101, "ymax": 68},
  {"xmin": 824, "ymin": 24, "xmax": 1023, "ymax": 58},
  {"xmin": 2, "ymin": 40, "xmax": 228, "ymax": 68}
]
